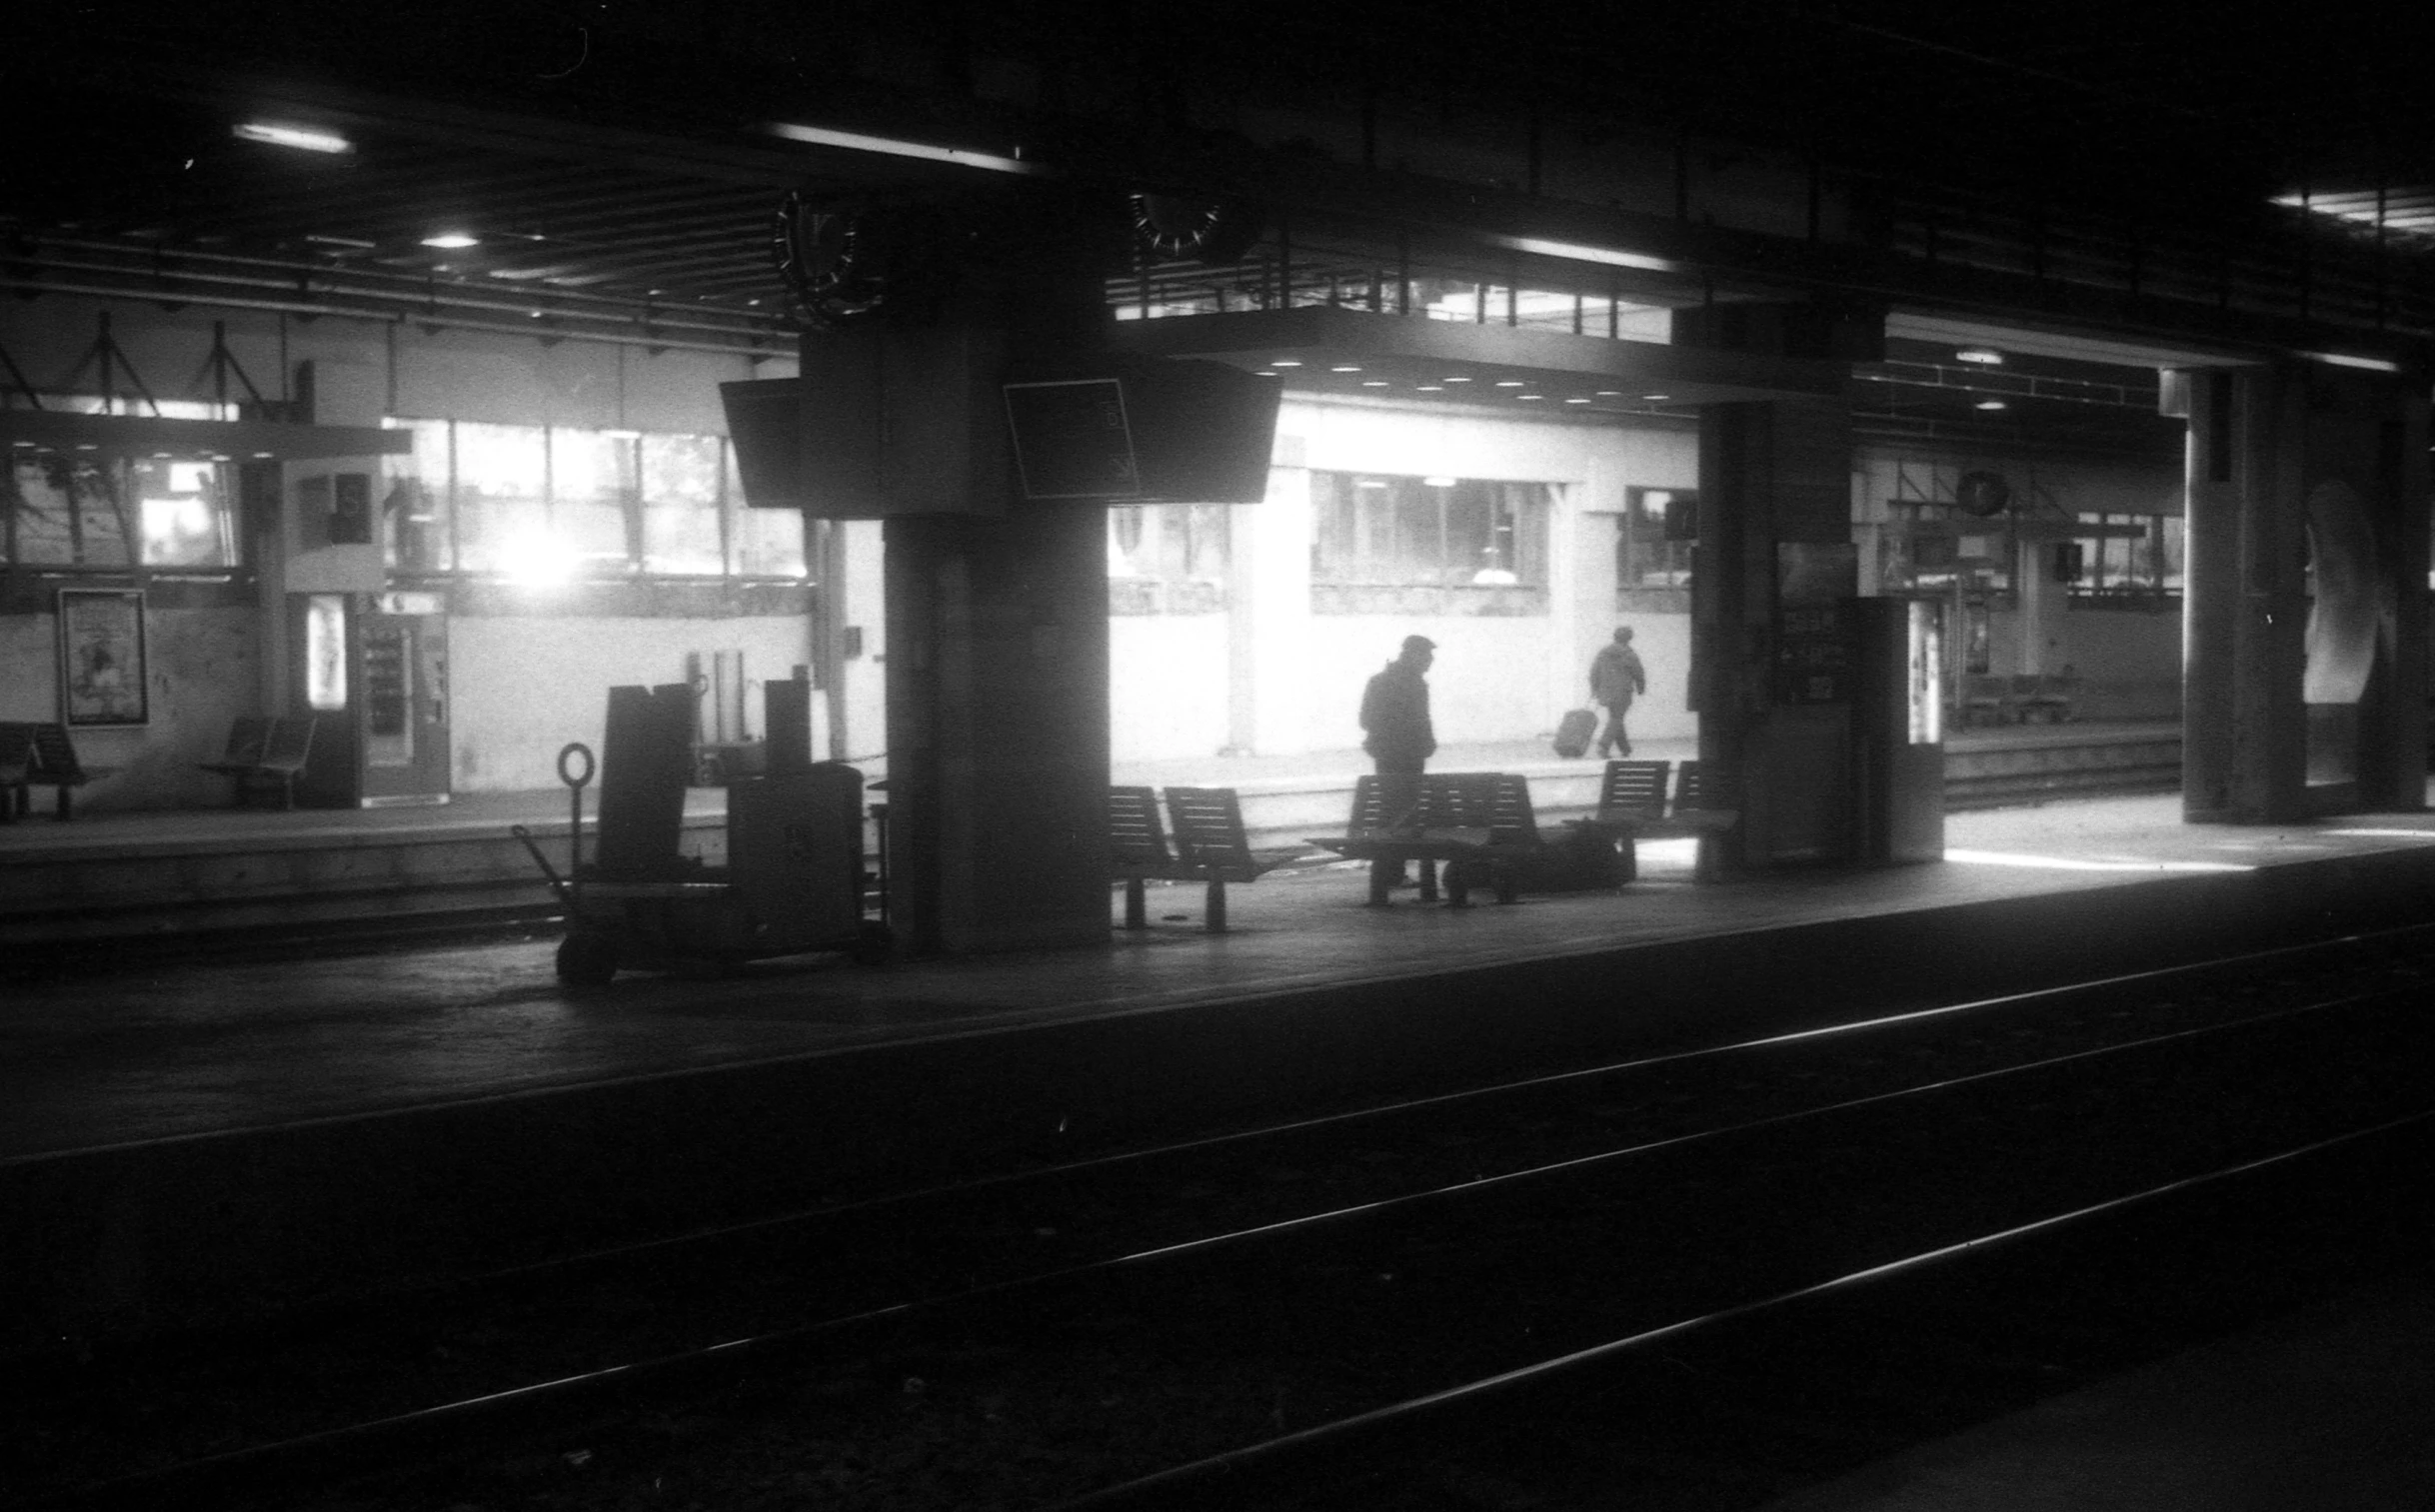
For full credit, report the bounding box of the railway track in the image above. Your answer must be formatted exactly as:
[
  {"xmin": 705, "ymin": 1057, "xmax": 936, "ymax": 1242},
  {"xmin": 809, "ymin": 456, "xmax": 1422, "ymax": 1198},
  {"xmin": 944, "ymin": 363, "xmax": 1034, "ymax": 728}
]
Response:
[{"xmin": 12, "ymin": 925, "xmax": 2432, "ymax": 1509}]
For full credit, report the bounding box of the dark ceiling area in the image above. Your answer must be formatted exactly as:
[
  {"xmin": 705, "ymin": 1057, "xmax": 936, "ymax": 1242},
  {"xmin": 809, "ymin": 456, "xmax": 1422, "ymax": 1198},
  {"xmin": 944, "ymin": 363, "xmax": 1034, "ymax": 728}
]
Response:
[{"xmin": 5, "ymin": 3, "xmax": 2432, "ymax": 362}]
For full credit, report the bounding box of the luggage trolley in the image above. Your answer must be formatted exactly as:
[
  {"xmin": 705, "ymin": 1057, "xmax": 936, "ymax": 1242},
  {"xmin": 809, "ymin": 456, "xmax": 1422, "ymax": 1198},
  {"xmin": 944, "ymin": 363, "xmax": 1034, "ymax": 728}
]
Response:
[{"xmin": 516, "ymin": 682, "xmax": 890, "ymax": 985}]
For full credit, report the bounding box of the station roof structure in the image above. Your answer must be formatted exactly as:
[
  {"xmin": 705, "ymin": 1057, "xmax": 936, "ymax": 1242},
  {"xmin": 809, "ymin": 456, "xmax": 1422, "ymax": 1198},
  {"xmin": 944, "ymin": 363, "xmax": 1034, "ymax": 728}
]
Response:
[{"xmin": 4, "ymin": 4, "xmax": 2432, "ymax": 373}]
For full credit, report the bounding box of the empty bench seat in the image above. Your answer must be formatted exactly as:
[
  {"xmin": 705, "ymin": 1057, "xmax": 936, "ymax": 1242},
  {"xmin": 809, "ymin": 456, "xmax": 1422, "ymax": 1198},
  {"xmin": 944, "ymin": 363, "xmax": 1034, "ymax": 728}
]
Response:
[
  {"xmin": 197, "ymin": 716, "xmax": 317, "ymax": 809},
  {"xmin": 1111, "ymin": 784, "xmax": 1297, "ymax": 932},
  {"xmin": 1573, "ymin": 759, "xmax": 1740, "ymax": 881},
  {"xmin": 1, "ymin": 721, "xmax": 103, "ymax": 820}
]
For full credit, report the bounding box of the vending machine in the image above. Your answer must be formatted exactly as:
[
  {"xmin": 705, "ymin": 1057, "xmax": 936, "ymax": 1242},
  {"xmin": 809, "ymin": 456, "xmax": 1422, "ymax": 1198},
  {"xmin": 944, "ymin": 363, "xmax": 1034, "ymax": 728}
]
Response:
[
  {"xmin": 290, "ymin": 591, "xmax": 452, "ymax": 806},
  {"xmin": 1850, "ymin": 596, "xmax": 1945, "ymax": 863}
]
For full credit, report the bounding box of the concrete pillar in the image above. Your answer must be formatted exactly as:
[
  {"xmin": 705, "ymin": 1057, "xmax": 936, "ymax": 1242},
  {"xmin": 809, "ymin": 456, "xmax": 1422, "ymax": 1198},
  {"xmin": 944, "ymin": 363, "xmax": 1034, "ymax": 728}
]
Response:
[
  {"xmin": 1695, "ymin": 397, "xmax": 1857, "ymax": 874},
  {"xmin": 2182, "ymin": 362, "xmax": 2426, "ymax": 821},
  {"xmin": 885, "ymin": 503, "xmax": 1109, "ymax": 954},
  {"xmin": 867, "ymin": 222, "xmax": 1117, "ymax": 955}
]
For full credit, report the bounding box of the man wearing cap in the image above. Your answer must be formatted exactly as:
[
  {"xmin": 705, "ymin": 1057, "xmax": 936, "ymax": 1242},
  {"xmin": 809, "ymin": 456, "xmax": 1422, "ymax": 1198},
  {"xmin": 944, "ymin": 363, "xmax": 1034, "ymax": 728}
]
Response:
[{"xmin": 1359, "ymin": 635, "xmax": 1437, "ymax": 889}]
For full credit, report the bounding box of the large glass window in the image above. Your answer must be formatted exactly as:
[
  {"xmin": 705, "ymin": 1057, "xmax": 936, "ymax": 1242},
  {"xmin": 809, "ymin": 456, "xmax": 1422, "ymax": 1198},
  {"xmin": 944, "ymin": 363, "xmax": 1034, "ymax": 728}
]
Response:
[
  {"xmin": 1617, "ymin": 487, "xmax": 1694, "ymax": 604},
  {"xmin": 549, "ymin": 428, "xmax": 638, "ymax": 576},
  {"xmin": 452, "ymin": 422, "xmax": 550, "ymax": 579},
  {"xmin": 378, "ymin": 419, "xmax": 803, "ymax": 581},
  {"xmin": 2068, "ymin": 513, "xmax": 2182, "ymax": 606},
  {"xmin": 1313, "ymin": 473, "xmax": 1549, "ymax": 588},
  {"xmin": 641, "ymin": 433, "xmax": 726, "ymax": 575},
  {"xmin": 4, "ymin": 452, "xmax": 239, "ymax": 570},
  {"xmin": 381, "ymin": 419, "xmax": 452, "ymax": 573}
]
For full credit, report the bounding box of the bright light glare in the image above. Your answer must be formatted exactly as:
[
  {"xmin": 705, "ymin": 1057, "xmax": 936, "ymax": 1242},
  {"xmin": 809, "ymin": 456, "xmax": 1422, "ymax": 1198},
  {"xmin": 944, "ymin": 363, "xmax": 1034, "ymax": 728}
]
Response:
[
  {"xmin": 234, "ymin": 121, "xmax": 352, "ymax": 154},
  {"xmin": 767, "ymin": 121, "xmax": 1046, "ymax": 176},
  {"xmin": 1945, "ymin": 848, "xmax": 2253, "ymax": 873},
  {"xmin": 2325, "ymin": 828, "xmax": 2435, "ymax": 839},
  {"xmin": 1489, "ymin": 233, "xmax": 1678, "ymax": 274},
  {"xmin": 501, "ymin": 529, "xmax": 581, "ymax": 588},
  {"xmin": 2303, "ymin": 351, "xmax": 2402, "ymax": 373},
  {"xmin": 421, "ymin": 233, "xmax": 480, "ymax": 250}
]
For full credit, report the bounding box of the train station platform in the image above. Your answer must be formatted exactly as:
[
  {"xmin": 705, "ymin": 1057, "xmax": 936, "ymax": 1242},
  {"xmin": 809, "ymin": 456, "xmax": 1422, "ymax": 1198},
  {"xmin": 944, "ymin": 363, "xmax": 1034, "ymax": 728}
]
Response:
[
  {"xmin": 5, "ymin": 776, "xmax": 2432, "ymax": 1504},
  {"xmin": 7, "ymin": 778, "xmax": 2434, "ymax": 1338},
  {"xmin": 0, "ymin": 720, "xmax": 2181, "ymax": 947}
]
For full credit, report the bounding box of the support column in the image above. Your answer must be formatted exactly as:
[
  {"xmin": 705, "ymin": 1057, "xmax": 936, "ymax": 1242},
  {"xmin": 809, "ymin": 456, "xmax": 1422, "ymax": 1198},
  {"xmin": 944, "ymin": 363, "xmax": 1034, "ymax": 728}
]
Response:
[
  {"xmin": 885, "ymin": 502, "xmax": 1109, "ymax": 954},
  {"xmin": 863, "ymin": 221, "xmax": 1116, "ymax": 955},
  {"xmin": 1696, "ymin": 397, "xmax": 1857, "ymax": 874},
  {"xmin": 2181, "ymin": 362, "xmax": 2424, "ymax": 822}
]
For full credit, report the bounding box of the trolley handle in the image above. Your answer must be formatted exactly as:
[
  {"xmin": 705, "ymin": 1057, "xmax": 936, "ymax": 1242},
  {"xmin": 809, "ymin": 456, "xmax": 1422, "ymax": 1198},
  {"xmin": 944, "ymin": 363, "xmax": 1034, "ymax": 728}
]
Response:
[{"xmin": 558, "ymin": 742, "xmax": 595, "ymax": 875}]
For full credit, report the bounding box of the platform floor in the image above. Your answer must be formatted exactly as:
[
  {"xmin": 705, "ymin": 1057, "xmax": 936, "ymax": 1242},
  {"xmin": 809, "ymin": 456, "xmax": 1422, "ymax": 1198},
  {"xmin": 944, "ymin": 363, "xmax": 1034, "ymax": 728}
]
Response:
[
  {"xmin": 1757, "ymin": 1276, "xmax": 2435, "ymax": 1512},
  {"xmin": 0, "ymin": 722, "xmax": 2179, "ymax": 858},
  {"xmin": 3, "ymin": 782, "xmax": 2425, "ymax": 1163}
]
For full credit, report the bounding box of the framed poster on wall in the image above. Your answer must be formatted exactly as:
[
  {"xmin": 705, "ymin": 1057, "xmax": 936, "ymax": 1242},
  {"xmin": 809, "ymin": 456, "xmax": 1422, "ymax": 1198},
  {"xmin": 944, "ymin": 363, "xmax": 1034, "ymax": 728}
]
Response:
[{"xmin": 57, "ymin": 588, "xmax": 149, "ymax": 727}]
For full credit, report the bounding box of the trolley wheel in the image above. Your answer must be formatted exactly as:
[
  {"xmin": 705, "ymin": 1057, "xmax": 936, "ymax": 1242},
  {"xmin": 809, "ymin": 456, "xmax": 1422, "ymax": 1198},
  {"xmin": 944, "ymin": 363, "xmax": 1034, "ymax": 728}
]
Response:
[
  {"xmin": 556, "ymin": 931, "xmax": 620, "ymax": 986},
  {"xmin": 848, "ymin": 921, "xmax": 895, "ymax": 966}
]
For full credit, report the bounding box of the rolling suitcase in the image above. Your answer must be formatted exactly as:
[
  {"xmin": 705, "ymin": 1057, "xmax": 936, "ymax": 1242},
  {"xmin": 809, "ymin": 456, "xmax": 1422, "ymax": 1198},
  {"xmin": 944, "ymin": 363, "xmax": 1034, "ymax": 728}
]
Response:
[{"xmin": 1552, "ymin": 707, "xmax": 1598, "ymax": 758}]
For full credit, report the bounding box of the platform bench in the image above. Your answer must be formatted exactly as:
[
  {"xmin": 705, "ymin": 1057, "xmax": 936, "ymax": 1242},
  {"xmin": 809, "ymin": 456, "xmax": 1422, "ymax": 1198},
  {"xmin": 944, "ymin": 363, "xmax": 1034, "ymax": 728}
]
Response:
[
  {"xmin": 1110, "ymin": 784, "xmax": 1297, "ymax": 932},
  {"xmin": 1572, "ymin": 759, "xmax": 1740, "ymax": 880},
  {"xmin": 0, "ymin": 721, "xmax": 104, "ymax": 820},
  {"xmin": 1308, "ymin": 771, "xmax": 1538, "ymax": 907},
  {"xmin": 196, "ymin": 715, "xmax": 318, "ymax": 809}
]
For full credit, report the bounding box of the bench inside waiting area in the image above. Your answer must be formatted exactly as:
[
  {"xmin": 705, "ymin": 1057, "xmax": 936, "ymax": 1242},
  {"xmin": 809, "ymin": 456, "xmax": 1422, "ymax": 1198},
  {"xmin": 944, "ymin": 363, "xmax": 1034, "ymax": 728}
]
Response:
[
  {"xmin": 1, "ymin": 721, "xmax": 102, "ymax": 820},
  {"xmin": 196, "ymin": 716, "xmax": 318, "ymax": 809}
]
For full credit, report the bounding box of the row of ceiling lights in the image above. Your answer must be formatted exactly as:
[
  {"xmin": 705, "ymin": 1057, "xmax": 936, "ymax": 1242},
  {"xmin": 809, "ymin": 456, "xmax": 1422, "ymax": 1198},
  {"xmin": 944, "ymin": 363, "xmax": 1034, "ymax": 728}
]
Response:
[
  {"xmin": 234, "ymin": 120, "xmax": 724, "ymax": 304},
  {"xmin": 1252, "ymin": 349, "xmax": 2022, "ymax": 410},
  {"xmin": 1251, "ymin": 359, "xmax": 1676, "ymax": 405}
]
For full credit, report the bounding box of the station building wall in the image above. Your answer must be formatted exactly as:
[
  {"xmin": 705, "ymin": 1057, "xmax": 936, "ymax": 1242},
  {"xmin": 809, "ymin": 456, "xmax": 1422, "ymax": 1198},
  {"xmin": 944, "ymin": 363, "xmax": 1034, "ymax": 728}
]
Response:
[
  {"xmin": 1107, "ymin": 395, "xmax": 1702, "ymax": 762},
  {"xmin": 2, "ymin": 294, "xmax": 830, "ymax": 810}
]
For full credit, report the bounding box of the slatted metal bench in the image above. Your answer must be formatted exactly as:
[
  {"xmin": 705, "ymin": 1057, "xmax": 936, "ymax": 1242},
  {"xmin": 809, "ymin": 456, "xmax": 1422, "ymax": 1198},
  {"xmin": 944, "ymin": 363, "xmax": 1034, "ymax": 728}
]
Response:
[
  {"xmin": 1110, "ymin": 784, "xmax": 1297, "ymax": 932},
  {"xmin": 1574, "ymin": 758, "xmax": 1741, "ymax": 880},
  {"xmin": 196, "ymin": 715, "xmax": 318, "ymax": 809},
  {"xmin": 1308, "ymin": 771, "xmax": 1533, "ymax": 907},
  {"xmin": 0, "ymin": 721, "xmax": 101, "ymax": 820}
]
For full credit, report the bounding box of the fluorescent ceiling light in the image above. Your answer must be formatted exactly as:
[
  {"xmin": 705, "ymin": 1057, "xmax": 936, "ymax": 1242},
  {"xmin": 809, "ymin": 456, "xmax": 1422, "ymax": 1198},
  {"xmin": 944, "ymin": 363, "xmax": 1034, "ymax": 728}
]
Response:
[
  {"xmin": 1423, "ymin": 476, "xmax": 1456, "ymax": 487},
  {"xmin": 234, "ymin": 121, "xmax": 352, "ymax": 154},
  {"xmin": 767, "ymin": 121, "xmax": 1047, "ymax": 177},
  {"xmin": 1488, "ymin": 233, "xmax": 1679, "ymax": 274},
  {"xmin": 1974, "ymin": 399, "xmax": 2008, "ymax": 411},
  {"xmin": 421, "ymin": 232, "xmax": 480, "ymax": 249},
  {"xmin": 1955, "ymin": 349, "xmax": 2005, "ymax": 365},
  {"xmin": 2303, "ymin": 351, "xmax": 2401, "ymax": 373},
  {"xmin": 1269, "ymin": 359, "xmax": 1302, "ymax": 368}
]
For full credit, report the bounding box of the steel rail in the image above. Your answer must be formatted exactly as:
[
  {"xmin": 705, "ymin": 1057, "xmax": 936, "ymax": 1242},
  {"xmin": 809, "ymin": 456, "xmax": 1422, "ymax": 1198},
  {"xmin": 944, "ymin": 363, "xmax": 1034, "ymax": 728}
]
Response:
[
  {"xmin": 39, "ymin": 945, "xmax": 2426, "ymax": 1509},
  {"xmin": 1049, "ymin": 1105, "xmax": 2435, "ymax": 1511}
]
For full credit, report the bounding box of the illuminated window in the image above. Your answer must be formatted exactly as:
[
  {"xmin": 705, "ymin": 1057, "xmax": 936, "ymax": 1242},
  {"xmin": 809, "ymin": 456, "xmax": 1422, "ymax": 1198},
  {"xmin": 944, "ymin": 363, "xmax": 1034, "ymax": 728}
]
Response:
[
  {"xmin": 1312, "ymin": 473, "xmax": 1549, "ymax": 592},
  {"xmin": 641, "ymin": 434, "xmax": 726, "ymax": 575},
  {"xmin": 2068, "ymin": 513, "xmax": 2182, "ymax": 607},
  {"xmin": 1107, "ymin": 503, "xmax": 1229, "ymax": 615},
  {"xmin": 1618, "ymin": 487, "xmax": 1695, "ymax": 606},
  {"xmin": 380, "ymin": 420, "xmax": 802, "ymax": 581},
  {"xmin": 4, "ymin": 452, "xmax": 237, "ymax": 570}
]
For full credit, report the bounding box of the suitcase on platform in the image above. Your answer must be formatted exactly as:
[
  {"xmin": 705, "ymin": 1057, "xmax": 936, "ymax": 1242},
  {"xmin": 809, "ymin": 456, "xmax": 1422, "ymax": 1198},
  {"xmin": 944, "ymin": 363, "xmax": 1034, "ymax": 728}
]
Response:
[{"xmin": 1552, "ymin": 707, "xmax": 1598, "ymax": 758}]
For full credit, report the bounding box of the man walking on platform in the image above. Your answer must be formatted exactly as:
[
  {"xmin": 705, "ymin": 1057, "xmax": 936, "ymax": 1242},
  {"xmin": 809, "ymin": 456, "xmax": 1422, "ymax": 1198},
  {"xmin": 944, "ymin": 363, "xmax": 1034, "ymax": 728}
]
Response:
[
  {"xmin": 1589, "ymin": 625, "xmax": 1647, "ymax": 757},
  {"xmin": 1359, "ymin": 635, "xmax": 1436, "ymax": 888}
]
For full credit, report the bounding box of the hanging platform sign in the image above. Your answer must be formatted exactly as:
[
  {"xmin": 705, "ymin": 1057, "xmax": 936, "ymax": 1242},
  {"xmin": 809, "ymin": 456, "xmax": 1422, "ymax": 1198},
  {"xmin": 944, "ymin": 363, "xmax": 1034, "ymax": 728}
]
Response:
[{"xmin": 1003, "ymin": 379, "xmax": 1141, "ymax": 499}]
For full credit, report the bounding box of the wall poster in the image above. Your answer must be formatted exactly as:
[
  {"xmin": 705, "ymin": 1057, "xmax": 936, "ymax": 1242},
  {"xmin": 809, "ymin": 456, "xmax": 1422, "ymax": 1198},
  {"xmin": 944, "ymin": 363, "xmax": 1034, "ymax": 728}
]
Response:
[{"xmin": 56, "ymin": 588, "xmax": 149, "ymax": 727}]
